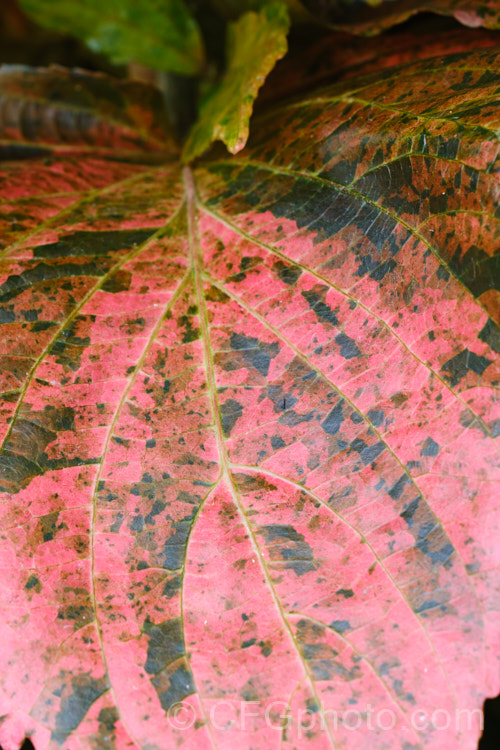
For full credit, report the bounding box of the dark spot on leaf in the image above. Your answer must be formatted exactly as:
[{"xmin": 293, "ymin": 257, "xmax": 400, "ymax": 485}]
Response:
[
  {"xmin": 274, "ymin": 259, "xmax": 302, "ymax": 285},
  {"xmin": 50, "ymin": 317, "xmax": 93, "ymax": 371},
  {"xmin": 388, "ymin": 474, "xmax": 412, "ymax": 500},
  {"xmin": 0, "ymin": 407, "xmax": 83, "ymax": 492},
  {"xmin": 144, "ymin": 617, "xmax": 184, "ymax": 675},
  {"xmin": 51, "ymin": 673, "xmax": 109, "ymax": 745},
  {"xmin": 97, "ymin": 706, "xmax": 118, "ymax": 744},
  {"xmin": 230, "ymin": 332, "xmax": 279, "ymax": 377},
  {"xmin": 57, "ymin": 603, "xmax": 93, "ymax": 630},
  {"xmin": 34, "ymin": 229, "xmax": 156, "ymax": 258},
  {"xmin": 400, "ymin": 497, "xmax": 420, "ymax": 527},
  {"xmin": 152, "ymin": 662, "xmax": 195, "ymax": 710},
  {"xmin": 436, "ymin": 265, "xmax": 450, "ymax": 281},
  {"xmin": 370, "ymin": 258, "xmax": 397, "ymax": 281},
  {"xmin": 101, "ymin": 270, "xmax": 132, "ymax": 293},
  {"xmin": 179, "ymin": 314, "xmax": 199, "ymax": 343},
  {"xmin": 421, "ymin": 437, "xmax": 440, "ymax": 456},
  {"xmin": 240, "ymin": 677, "xmax": 261, "ymax": 702},
  {"xmin": 259, "ymin": 524, "xmax": 316, "ymax": 577},
  {"xmin": 220, "ymin": 398, "xmax": 243, "ymax": 437},
  {"xmin": 335, "ymin": 588, "xmax": 354, "ymax": 599},
  {"xmin": 350, "ymin": 438, "xmax": 385, "ymax": 464},
  {"xmin": 329, "ymin": 620, "xmax": 351, "ymax": 634},
  {"xmin": 413, "ymin": 599, "xmax": 443, "ymax": 615},
  {"xmin": 110, "ymin": 513, "xmax": 124, "ymax": 533},
  {"xmin": 267, "ymin": 384, "xmax": 298, "ymax": 413},
  {"xmin": 479, "ymin": 319, "xmax": 500, "ymax": 355},
  {"xmin": 0, "ymin": 307, "xmax": 15, "ymax": 323},
  {"xmin": 161, "ymin": 502, "xmax": 198, "ymax": 570},
  {"xmin": 162, "ymin": 574, "xmax": 182, "ymax": 599},
  {"xmin": 335, "ymin": 332, "xmax": 361, "ymax": 359},
  {"xmin": 306, "ymin": 697, "xmax": 320, "ymax": 713},
  {"xmin": 441, "ymin": 349, "xmax": 492, "ymax": 386},
  {"xmin": 271, "ymin": 435, "xmax": 286, "ymax": 449},
  {"xmin": 145, "ymin": 499, "xmax": 166, "ymax": 525},
  {"xmin": 259, "ymin": 640, "xmax": 272, "ymax": 657},
  {"xmin": 321, "ymin": 401, "xmax": 345, "ymax": 435},
  {"xmin": 278, "ymin": 410, "xmax": 315, "ymax": 427},
  {"xmin": 0, "ymin": 262, "xmax": 107, "ymax": 304},
  {"xmin": 0, "ymin": 143, "xmax": 50, "ymax": 160},
  {"xmin": 242, "ymin": 638, "xmax": 257, "ymax": 649},
  {"xmin": 25, "ymin": 574, "xmax": 42, "ymax": 593},
  {"xmin": 302, "ymin": 289, "xmax": 338, "ymax": 326},
  {"xmin": 417, "ymin": 534, "xmax": 454, "ymax": 567},
  {"xmin": 130, "ymin": 515, "xmax": 145, "ymax": 532},
  {"xmin": 450, "ymin": 243, "xmax": 500, "ymax": 298},
  {"xmin": 367, "ymin": 409, "xmax": 384, "ymax": 427},
  {"xmin": 39, "ymin": 510, "xmax": 62, "ymax": 542}
]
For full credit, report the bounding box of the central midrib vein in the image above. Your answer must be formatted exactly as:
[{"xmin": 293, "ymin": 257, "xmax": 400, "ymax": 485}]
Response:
[{"xmin": 183, "ymin": 165, "xmax": 340, "ymax": 750}]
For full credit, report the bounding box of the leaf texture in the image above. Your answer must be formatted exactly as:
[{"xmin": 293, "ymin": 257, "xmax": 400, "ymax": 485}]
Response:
[
  {"xmin": 0, "ymin": 49, "xmax": 499, "ymax": 750},
  {"xmin": 0, "ymin": 65, "xmax": 176, "ymax": 159},
  {"xmin": 260, "ymin": 26, "xmax": 500, "ymax": 106}
]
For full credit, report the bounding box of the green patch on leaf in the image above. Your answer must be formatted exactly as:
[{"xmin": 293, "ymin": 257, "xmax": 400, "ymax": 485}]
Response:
[
  {"xmin": 183, "ymin": 2, "xmax": 290, "ymax": 162},
  {"xmin": 20, "ymin": 0, "xmax": 205, "ymax": 75}
]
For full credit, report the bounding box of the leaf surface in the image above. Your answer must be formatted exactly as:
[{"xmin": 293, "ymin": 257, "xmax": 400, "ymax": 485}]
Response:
[
  {"xmin": 0, "ymin": 50, "xmax": 499, "ymax": 750},
  {"xmin": 260, "ymin": 26, "xmax": 500, "ymax": 106},
  {"xmin": 0, "ymin": 65, "xmax": 177, "ymax": 158},
  {"xmin": 213, "ymin": 0, "xmax": 500, "ymax": 32},
  {"xmin": 20, "ymin": 0, "xmax": 205, "ymax": 74},
  {"xmin": 297, "ymin": 0, "xmax": 500, "ymax": 33},
  {"xmin": 183, "ymin": 2, "xmax": 290, "ymax": 161}
]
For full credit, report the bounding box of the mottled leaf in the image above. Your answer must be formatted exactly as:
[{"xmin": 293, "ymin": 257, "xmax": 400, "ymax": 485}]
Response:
[
  {"xmin": 183, "ymin": 2, "xmax": 290, "ymax": 161},
  {"xmin": 20, "ymin": 0, "xmax": 204, "ymax": 74},
  {"xmin": 260, "ymin": 26, "xmax": 500, "ymax": 105},
  {"xmin": 0, "ymin": 65, "xmax": 177, "ymax": 159},
  {"xmin": 0, "ymin": 46, "xmax": 500, "ymax": 750}
]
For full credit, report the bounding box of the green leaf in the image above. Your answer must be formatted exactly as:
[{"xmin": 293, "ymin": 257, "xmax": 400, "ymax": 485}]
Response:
[
  {"xmin": 20, "ymin": 0, "xmax": 205, "ymax": 75},
  {"xmin": 183, "ymin": 2, "xmax": 290, "ymax": 162}
]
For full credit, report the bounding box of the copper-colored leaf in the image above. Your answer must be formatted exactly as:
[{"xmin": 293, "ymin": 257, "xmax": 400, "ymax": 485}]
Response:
[
  {"xmin": 212, "ymin": 0, "xmax": 500, "ymax": 33},
  {"xmin": 0, "ymin": 65, "xmax": 176, "ymax": 159},
  {"xmin": 0, "ymin": 47, "xmax": 499, "ymax": 749},
  {"xmin": 298, "ymin": 0, "xmax": 500, "ymax": 33},
  {"xmin": 260, "ymin": 26, "xmax": 500, "ymax": 105}
]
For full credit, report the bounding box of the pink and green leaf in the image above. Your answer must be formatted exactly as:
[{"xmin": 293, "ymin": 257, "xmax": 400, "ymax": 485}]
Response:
[{"xmin": 0, "ymin": 46, "xmax": 499, "ymax": 749}]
